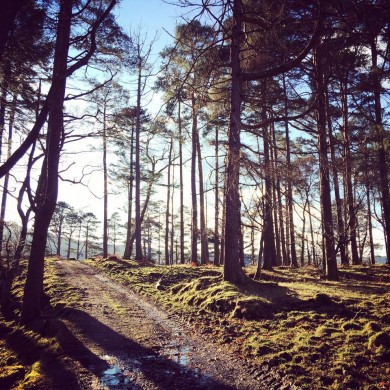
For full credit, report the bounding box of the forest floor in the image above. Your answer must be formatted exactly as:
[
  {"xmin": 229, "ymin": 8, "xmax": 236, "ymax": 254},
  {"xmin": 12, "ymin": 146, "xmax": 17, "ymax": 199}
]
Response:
[{"xmin": 1, "ymin": 258, "xmax": 390, "ymax": 389}]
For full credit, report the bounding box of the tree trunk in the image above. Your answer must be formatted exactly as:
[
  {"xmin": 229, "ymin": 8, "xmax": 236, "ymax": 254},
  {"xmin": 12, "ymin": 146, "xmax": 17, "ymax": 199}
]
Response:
[
  {"xmin": 261, "ymin": 102, "xmax": 276, "ymax": 271},
  {"xmin": 66, "ymin": 234, "xmax": 72, "ymax": 258},
  {"xmin": 178, "ymin": 100, "xmax": 185, "ymax": 264},
  {"xmin": 300, "ymin": 198, "xmax": 308, "ymax": 267},
  {"xmin": 313, "ymin": 47, "xmax": 338, "ymax": 281},
  {"xmin": 270, "ymin": 122, "xmax": 282, "ymax": 266},
  {"xmin": 254, "ymin": 231, "xmax": 264, "ymax": 280},
  {"xmin": 223, "ymin": 0, "xmax": 247, "ymax": 284},
  {"xmin": 282, "ymin": 74, "xmax": 297, "ymax": 267},
  {"xmin": 370, "ymin": 41, "xmax": 390, "ymax": 264},
  {"xmin": 1, "ymin": 179, "xmax": 31, "ymax": 310},
  {"xmin": 340, "ymin": 80, "xmax": 359, "ymax": 265},
  {"xmin": 0, "ymin": 60, "xmax": 11, "ymax": 161},
  {"xmin": 126, "ymin": 161, "xmax": 156, "ymax": 253},
  {"xmin": 170, "ymin": 149, "xmax": 175, "ymax": 264},
  {"xmin": 308, "ymin": 199, "xmax": 316, "ymax": 266},
  {"xmin": 190, "ymin": 93, "xmax": 198, "ymax": 263},
  {"xmin": 165, "ymin": 138, "xmax": 173, "ymax": 265},
  {"xmin": 327, "ymin": 86, "xmax": 348, "ymax": 266},
  {"xmin": 214, "ymin": 126, "xmax": 220, "ymax": 266},
  {"xmin": 135, "ymin": 54, "xmax": 143, "ymax": 260},
  {"xmin": 0, "ymin": 94, "xmax": 15, "ymax": 255},
  {"xmin": 196, "ymin": 128, "xmax": 209, "ymax": 264},
  {"xmin": 365, "ymin": 154, "xmax": 375, "ymax": 265},
  {"xmin": 21, "ymin": 0, "xmax": 72, "ymax": 324},
  {"xmin": 220, "ymin": 166, "xmax": 227, "ymax": 265},
  {"xmin": 124, "ymin": 122, "xmax": 135, "ymax": 259},
  {"xmin": 76, "ymin": 222, "xmax": 81, "ymax": 260},
  {"xmin": 103, "ymin": 104, "xmax": 108, "ymax": 258},
  {"xmin": 85, "ymin": 225, "xmax": 89, "ymax": 259},
  {"xmin": 56, "ymin": 217, "xmax": 63, "ymax": 256}
]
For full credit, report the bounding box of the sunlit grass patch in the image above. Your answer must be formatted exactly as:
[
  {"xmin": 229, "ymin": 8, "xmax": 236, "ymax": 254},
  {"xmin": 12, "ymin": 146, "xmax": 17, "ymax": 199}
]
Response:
[
  {"xmin": 0, "ymin": 257, "xmax": 82, "ymax": 389},
  {"xmin": 86, "ymin": 259, "xmax": 390, "ymax": 389},
  {"xmin": 103, "ymin": 293, "xmax": 127, "ymax": 316},
  {"xmin": 21, "ymin": 361, "xmax": 44, "ymax": 389}
]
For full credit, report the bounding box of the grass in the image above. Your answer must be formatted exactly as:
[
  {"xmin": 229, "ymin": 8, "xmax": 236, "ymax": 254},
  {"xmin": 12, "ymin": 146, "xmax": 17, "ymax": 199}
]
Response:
[
  {"xmin": 1, "ymin": 257, "xmax": 389, "ymax": 389},
  {"xmin": 0, "ymin": 257, "xmax": 79, "ymax": 389},
  {"xmin": 89, "ymin": 259, "xmax": 390, "ymax": 389}
]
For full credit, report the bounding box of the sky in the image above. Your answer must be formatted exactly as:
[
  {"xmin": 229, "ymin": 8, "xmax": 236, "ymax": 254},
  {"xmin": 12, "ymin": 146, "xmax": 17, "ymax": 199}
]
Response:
[
  {"xmin": 115, "ymin": 0, "xmax": 181, "ymax": 50},
  {"xmin": 55, "ymin": 1, "xmax": 185, "ymax": 219},
  {"xmin": 5, "ymin": 0, "xmax": 184, "ymax": 223},
  {"xmin": 3, "ymin": 0, "xmax": 387, "ymax": 258}
]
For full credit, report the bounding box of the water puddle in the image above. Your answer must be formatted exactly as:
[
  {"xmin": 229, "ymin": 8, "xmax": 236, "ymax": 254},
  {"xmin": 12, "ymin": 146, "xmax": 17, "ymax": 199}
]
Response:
[
  {"xmin": 98, "ymin": 355, "xmax": 137, "ymax": 389},
  {"xmin": 165, "ymin": 343, "xmax": 191, "ymax": 366},
  {"xmin": 100, "ymin": 365, "xmax": 130, "ymax": 387}
]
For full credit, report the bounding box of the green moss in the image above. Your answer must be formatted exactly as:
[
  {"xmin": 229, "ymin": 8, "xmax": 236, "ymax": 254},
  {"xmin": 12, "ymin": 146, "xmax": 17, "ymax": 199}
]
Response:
[
  {"xmin": 368, "ymin": 332, "xmax": 390, "ymax": 352},
  {"xmin": 340, "ymin": 321, "xmax": 361, "ymax": 331},
  {"xmin": 84, "ymin": 259, "xmax": 390, "ymax": 390},
  {"xmin": 0, "ymin": 365, "xmax": 25, "ymax": 388},
  {"xmin": 315, "ymin": 325, "xmax": 339, "ymax": 337},
  {"xmin": 345, "ymin": 331, "xmax": 366, "ymax": 344},
  {"xmin": 363, "ymin": 321, "xmax": 382, "ymax": 334},
  {"xmin": 21, "ymin": 361, "xmax": 44, "ymax": 389},
  {"xmin": 231, "ymin": 297, "xmax": 273, "ymax": 320}
]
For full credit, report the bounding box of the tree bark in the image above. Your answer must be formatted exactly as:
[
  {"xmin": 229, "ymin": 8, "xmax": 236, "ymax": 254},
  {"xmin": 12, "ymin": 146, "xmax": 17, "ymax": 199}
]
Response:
[
  {"xmin": 190, "ymin": 92, "xmax": 198, "ymax": 263},
  {"xmin": 254, "ymin": 231, "xmax": 264, "ymax": 280},
  {"xmin": 178, "ymin": 100, "xmax": 185, "ymax": 264},
  {"xmin": 282, "ymin": 74, "xmax": 298, "ymax": 267},
  {"xmin": 324, "ymin": 86, "xmax": 348, "ymax": 266},
  {"xmin": 365, "ymin": 154, "xmax": 375, "ymax": 265},
  {"xmin": 124, "ymin": 122, "xmax": 135, "ymax": 259},
  {"xmin": 0, "ymin": 94, "xmax": 15, "ymax": 255},
  {"xmin": 196, "ymin": 128, "xmax": 209, "ymax": 264},
  {"xmin": 85, "ymin": 224, "xmax": 89, "ymax": 260},
  {"xmin": 165, "ymin": 138, "xmax": 173, "ymax": 265},
  {"xmin": 102, "ymin": 103, "xmax": 108, "ymax": 257},
  {"xmin": 270, "ymin": 122, "xmax": 282, "ymax": 266},
  {"xmin": 21, "ymin": 0, "xmax": 72, "ymax": 324},
  {"xmin": 261, "ymin": 101, "xmax": 276, "ymax": 271},
  {"xmin": 223, "ymin": 0, "xmax": 247, "ymax": 284},
  {"xmin": 340, "ymin": 80, "xmax": 359, "ymax": 265},
  {"xmin": 170, "ymin": 158, "xmax": 175, "ymax": 264},
  {"xmin": 370, "ymin": 41, "xmax": 390, "ymax": 264},
  {"xmin": 220, "ymin": 166, "xmax": 227, "ymax": 265},
  {"xmin": 313, "ymin": 47, "xmax": 338, "ymax": 281},
  {"xmin": 135, "ymin": 54, "xmax": 143, "ymax": 260},
  {"xmin": 214, "ymin": 126, "xmax": 220, "ymax": 265}
]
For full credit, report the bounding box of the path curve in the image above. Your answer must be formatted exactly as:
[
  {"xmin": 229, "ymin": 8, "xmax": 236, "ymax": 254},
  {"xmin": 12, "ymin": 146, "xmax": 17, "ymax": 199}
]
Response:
[{"xmin": 54, "ymin": 260, "xmax": 267, "ymax": 390}]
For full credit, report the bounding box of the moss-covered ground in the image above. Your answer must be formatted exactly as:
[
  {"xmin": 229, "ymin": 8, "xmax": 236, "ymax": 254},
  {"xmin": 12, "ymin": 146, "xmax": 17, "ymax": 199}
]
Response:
[
  {"xmin": 1, "ymin": 258, "xmax": 389, "ymax": 389},
  {"xmin": 0, "ymin": 258, "xmax": 80, "ymax": 389},
  {"xmin": 89, "ymin": 259, "xmax": 390, "ymax": 389}
]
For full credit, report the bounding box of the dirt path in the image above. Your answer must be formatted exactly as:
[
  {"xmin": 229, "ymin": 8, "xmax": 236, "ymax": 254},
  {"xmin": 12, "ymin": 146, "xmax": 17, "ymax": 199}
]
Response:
[{"xmin": 54, "ymin": 260, "xmax": 268, "ymax": 390}]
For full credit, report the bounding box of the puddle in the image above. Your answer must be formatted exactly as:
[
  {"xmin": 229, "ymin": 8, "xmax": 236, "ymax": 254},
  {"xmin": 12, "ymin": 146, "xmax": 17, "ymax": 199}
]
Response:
[
  {"xmin": 100, "ymin": 365, "xmax": 131, "ymax": 387},
  {"xmin": 167, "ymin": 344, "xmax": 190, "ymax": 366},
  {"xmin": 98, "ymin": 355, "xmax": 135, "ymax": 389}
]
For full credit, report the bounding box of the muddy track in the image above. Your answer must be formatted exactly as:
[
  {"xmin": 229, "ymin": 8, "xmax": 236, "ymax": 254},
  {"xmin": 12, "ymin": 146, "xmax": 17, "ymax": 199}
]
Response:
[{"xmin": 54, "ymin": 260, "xmax": 270, "ymax": 390}]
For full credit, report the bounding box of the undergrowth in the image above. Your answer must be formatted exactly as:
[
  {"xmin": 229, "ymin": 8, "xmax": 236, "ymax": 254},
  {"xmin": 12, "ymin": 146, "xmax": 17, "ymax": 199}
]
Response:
[
  {"xmin": 2, "ymin": 257, "xmax": 389, "ymax": 389},
  {"xmin": 0, "ymin": 257, "xmax": 79, "ymax": 389},
  {"xmin": 89, "ymin": 259, "xmax": 390, "ymax": 389}
]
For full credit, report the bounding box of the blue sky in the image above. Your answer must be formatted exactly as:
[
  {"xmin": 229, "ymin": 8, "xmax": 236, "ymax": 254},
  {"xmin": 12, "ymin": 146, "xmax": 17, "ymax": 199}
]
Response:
[{"xmin": 115, "ymin": 0, "xmax": 182, "ymax": 53}]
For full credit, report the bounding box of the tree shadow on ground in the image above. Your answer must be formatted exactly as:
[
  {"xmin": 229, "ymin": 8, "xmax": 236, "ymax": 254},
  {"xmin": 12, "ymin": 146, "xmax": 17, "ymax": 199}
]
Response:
[
  {"xmin": 57, "ymin": 307, "xmax": 238, "ymax": 390},
  {"xmin": 240, "ymin": 277, "xmax": 303, "ymax": 307},
  {"xmin": 235, "ymin": 277, "xmax": 356, "ymax": 320},
  {"xmin": 1, "ymin": 318, "xmax": 81, "ymax": 389}
]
